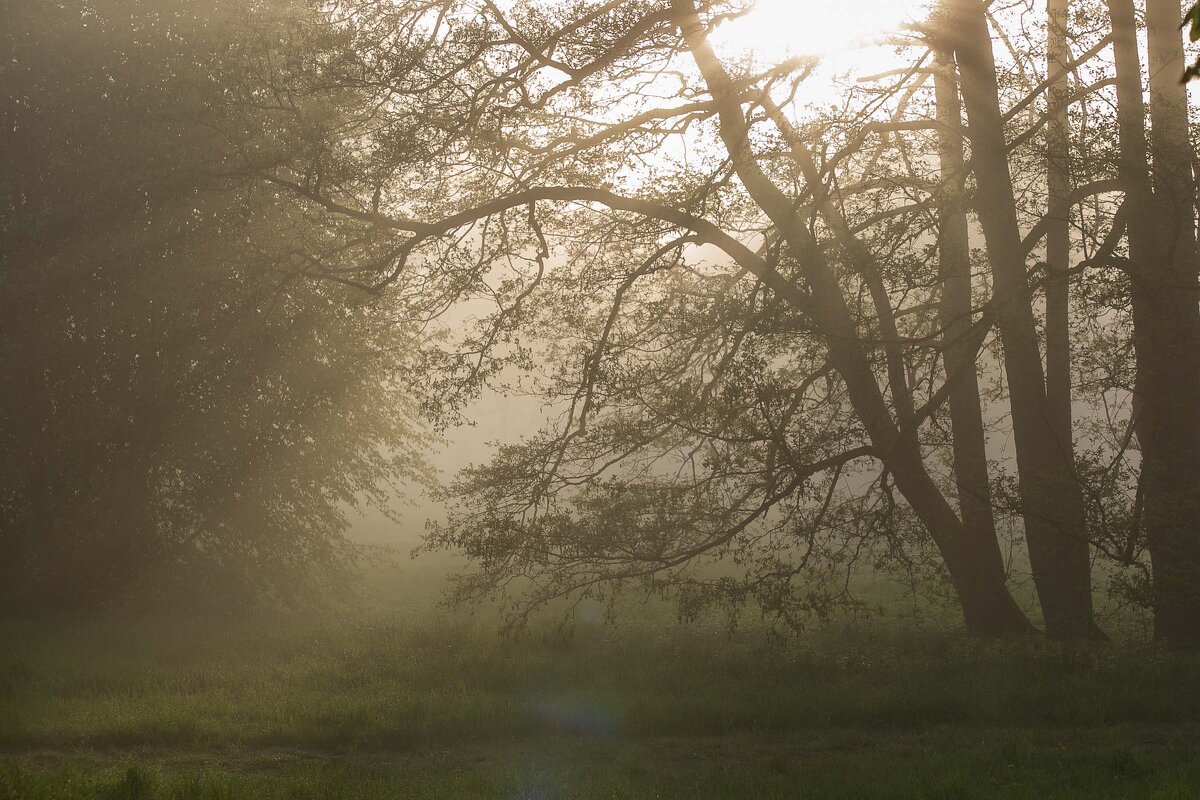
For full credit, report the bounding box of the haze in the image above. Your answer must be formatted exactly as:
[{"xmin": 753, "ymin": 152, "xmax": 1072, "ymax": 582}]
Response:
[{"xmin": 4, "ymin": 0, "xmax": 1200, "ymax": 797}]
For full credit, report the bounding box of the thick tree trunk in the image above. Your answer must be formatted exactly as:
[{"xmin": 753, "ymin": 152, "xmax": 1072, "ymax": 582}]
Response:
[
  {"xmin": 887, "ymin": 436, "xmax": 1036, "ymax": 634},
  {"xmin": 1107, "ymin": 0, "xmax": 1158, "ymax": 453},
  {"xmin": 946, "ymin": 0, "xmax": 1098, "ymax": 638},
  {"xmin": 800, "ymin": 258, "xmax": 1032, "ymax": 636},
  {"xmin": 1114, "ymin": 0, "xmax": 1200, "ymax": 647}
]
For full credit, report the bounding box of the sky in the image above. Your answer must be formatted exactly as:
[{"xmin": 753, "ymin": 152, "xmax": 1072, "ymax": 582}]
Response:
[{"xmin": 712, "ymin": 0, "xmax": 929, "ymax": 60}]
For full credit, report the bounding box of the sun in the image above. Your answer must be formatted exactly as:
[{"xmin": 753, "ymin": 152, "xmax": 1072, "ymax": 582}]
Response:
[{"xmin": 712, "ymin": 0, "xmax": 925, "ymax": 61}]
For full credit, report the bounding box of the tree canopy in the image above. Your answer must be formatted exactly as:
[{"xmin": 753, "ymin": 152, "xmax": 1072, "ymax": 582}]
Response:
[{"xmin": 0, "ymin": 0, "xmax": 431, "ymax": 612}]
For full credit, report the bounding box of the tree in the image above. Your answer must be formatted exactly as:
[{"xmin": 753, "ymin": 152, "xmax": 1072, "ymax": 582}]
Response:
[
  {"xmin": 1106, "ymin": 0, "xmax": 1200, "ymax": 645},
  {"xmin": 932, "ymin": 38, "xmax": 1012, "ymax": 635},
  {"xmin": 254, "ymin": 0, "xmax": 1063, "ymax": 633},
  {"xmin": 0, "ymin": 0, "xmax": 430, "ymax": 612},
  {"xmin": 229, "ymin": 0, "xmax": 1200, "ymax": 640},
  {"xmin": 940, "ymin": 0, "xmax": 1099, "ymax": 638}
]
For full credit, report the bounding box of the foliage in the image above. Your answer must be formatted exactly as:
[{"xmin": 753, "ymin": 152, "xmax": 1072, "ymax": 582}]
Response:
[
  {"xmin": 1184, "ymin": 1, "xmax": 1200, "ymax": 81},
  {"xmin": 0, "ymin": 0, "xmax": 430, "ymax": 612},
  {"xmin": 224, "ymin": 0, "xmax": 958, "ymax": 625},
  {"xmin": 3, "ymin": 0, "xmax": 1191, "ymax": 634}
]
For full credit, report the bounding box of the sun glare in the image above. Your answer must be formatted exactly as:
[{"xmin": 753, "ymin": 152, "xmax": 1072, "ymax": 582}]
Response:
[{"xmin": 713, "ymin": 0, "xmax": 925, "ymax": 61}]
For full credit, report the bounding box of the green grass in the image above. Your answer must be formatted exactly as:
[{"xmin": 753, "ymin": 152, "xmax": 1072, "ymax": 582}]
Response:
[
  {"xmin": 4, "ymin": 731, "xmax": 1200, "ymax": 799},
  {"xmin": 2, "ymin": 602, "xmax": 1199, "ymax": 798}
]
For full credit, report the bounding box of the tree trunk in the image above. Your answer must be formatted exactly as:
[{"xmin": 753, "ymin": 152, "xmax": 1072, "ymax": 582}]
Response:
[
  {"xmin": 946, "ymin": 0, "xmax": 1099, "ymax": 638},
  {"xmin": 1117, "ymin": 0, "xmax": 1200, "ymax": 646},
  {"xmin": 933, "ymin": 46, "xmax": 1013, "ymax": 606},
  {"xmin": 1106, "ymin": 0, "xmax": 1157, "ymax": 466},
  {"xmin": 798, "ymin": 258, "xmax": 1032, "ymax": 635},
  {"xmin": 1045, "ymin": 0, "xmax": 1074, "ymax": 450},
  {"xmin": 888, "ymin": 436, "xmax": 1036, "ymax": 634}
]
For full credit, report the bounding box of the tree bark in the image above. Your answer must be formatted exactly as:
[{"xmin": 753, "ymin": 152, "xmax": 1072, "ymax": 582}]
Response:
[
  {"xmin": 946, "ymin": 0, "xmax": 1098, "ymax": 638},
  {"xmin": 933, "ymin": 47, "xmax": 1013, "ymax": 609},
  {"xmin": 1113, "ymin": 0, "xmax": 1200, "ymax": 646},
  {"xmin": 1046, "ymin": 0, "xmax": 1074, "ymax": 451}
]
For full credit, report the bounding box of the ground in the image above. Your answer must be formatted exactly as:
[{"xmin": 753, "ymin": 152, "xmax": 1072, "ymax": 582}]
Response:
[{"xmin": 3, "ymin": 583, "xmax": 1200, "ymax": 800}]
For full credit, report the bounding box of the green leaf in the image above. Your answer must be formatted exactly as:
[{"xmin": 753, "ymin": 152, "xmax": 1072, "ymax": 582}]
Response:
[{"xmin": 1184, "ymin": 2, "xmax": 1200, "ymax": 42}]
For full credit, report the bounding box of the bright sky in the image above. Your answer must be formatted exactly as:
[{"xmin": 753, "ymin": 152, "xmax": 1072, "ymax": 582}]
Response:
[
  {"xmin": 712, "ymin": 0, "xmax": 928, "ymax": 59},
  {"xmin": 710, "ymin": 0, "xmax": 933, "ymax": 111}
]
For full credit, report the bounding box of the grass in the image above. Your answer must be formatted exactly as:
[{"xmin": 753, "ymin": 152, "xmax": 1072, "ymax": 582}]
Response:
[
  {"xmin": 4, "ymin": 731, "xmax": 1200, "ymax": 799},
  {"xmin": 2, "ymin": 593, "xmax": 1199, "ymax": 798}
]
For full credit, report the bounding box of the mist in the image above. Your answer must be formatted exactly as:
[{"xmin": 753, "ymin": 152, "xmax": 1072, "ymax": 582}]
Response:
[{"xmin": 4, "ymin": 0, "xmax": 1200, "ymax": 797}]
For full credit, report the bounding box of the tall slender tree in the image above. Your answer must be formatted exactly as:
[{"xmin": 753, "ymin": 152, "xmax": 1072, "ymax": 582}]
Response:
[{"xmin": 933, "ymin": 44, "xmax": 1012, "ymax": 626}]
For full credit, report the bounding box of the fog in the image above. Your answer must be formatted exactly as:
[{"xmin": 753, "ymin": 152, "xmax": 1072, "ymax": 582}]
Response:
[
  {"xmin": 350, "ymin": 388, "xmax": 546, "ymax": 549},
  {"xmin": 5, "ymin": 0, "xmax": 1200, "ymax": 796}
]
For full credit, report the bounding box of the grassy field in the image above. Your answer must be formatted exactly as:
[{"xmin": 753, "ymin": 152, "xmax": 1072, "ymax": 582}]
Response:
[
  {"xmin": 0, "ymin": 553, "xmax": 1195, "ymax": 800},
  {"xmin": 3, "ymin": 587, "xmax": 1200, "ymax": 799}
]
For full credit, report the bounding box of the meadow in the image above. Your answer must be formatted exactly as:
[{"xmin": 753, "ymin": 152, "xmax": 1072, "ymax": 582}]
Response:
[{"xmin": 3, "ymin": 569, "xmax": 1200, "ymax": 800}]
